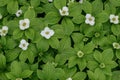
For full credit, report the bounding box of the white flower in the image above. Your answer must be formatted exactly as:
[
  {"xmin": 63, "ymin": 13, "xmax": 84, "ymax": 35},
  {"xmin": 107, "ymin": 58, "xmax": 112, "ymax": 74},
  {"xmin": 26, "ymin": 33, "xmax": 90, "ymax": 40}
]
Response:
[
  {"xmin": 48, "ymin": 0, "xmax": 53, "ymax": 2},
  {"xmin": 19, "ymin": 18, "xmax": 30, "ymax": 30},
  {"xmin": 59, "ymin": 6, "xmax": 69, "ymax": 16},
  {"xmin": 113, "ymin": 42, "xmax": 120, "ymax": 49},
  {"xmin": 15, "ymin": 10, "xmax": 22, "ymax": 17},
  {"xmin": 16, "ymin": 78, "xmax": 23, "ymax": 80},
  {"xmin": 79, "ymin": 0, "xmax": 83, "ymax": 3},
  {"xmin": 0, "ymin": 13, "xmax": 2, "ymax": 19},
  {"xmin": 40, "ymin": 27, "xmax": 55, "ymax": 39},
  {"xmin": 66, "ymin": 77, "xmax": 72, "ymax": 80},
  {"xmin": 0, "ymin": 26, "xmax": 8, "ymax": 36},
  {"xmin": 19, "ymin": 39, "xmax": 29, "ymax": 50},
  {"xmin": 109, "ymin": 14, "xmax": 119, "ymax": 24},
  {"xmin": 85, "ymin": 14, "xmax": 95, "ymax": 26}
]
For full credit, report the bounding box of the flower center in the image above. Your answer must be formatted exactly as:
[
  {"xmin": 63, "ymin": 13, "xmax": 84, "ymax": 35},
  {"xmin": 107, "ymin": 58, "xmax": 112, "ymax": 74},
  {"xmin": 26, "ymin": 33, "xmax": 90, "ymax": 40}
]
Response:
[
  {"xmin": 22, "ymin": 22, "xmax": 26, "ymax": 27},
  {"xmin": 95, "ymin": 32, "xmax": 100, "ymax": 37},
  {"xmin": 99, "ymin": 63, "xmax": 105, "ymax": 68},
  {"xmin": 62, "ymin": 10, "xmax": 66, "ymax": 14},
  {"xmin": 18, "ymin": 12, "xmax": 21, "ymax": 14},
  {"xmin": 2, "ymin": 30, "xmax": 6, "ymax": 33},
  {"xmin": 77, "ymin": 51, "xmax": 84, "ymax": 58},
  {"xmin": 112, "ymin": 17, "xmax": 116, "ymax": 21},
  {"xmin": 88, "ymin": 17, "xmax": 93, "ymax": 21},
  {"xmin": 114, "ymin": 44, "xmax": 119, "ymax": 48},
  {"xmin": 22, "ymin": 44, "xmax": 26, "ymax": 47},
  {"xmin": 45, "ymin": 31, "xmax": 50, "ymax": 35}
]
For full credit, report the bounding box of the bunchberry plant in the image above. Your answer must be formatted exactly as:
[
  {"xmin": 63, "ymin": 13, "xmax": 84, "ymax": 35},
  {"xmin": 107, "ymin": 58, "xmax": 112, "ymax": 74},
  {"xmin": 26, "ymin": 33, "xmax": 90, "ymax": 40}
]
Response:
[{"xmin": 0, "ymin": 0, "xmax": 120, "ymax": 80}]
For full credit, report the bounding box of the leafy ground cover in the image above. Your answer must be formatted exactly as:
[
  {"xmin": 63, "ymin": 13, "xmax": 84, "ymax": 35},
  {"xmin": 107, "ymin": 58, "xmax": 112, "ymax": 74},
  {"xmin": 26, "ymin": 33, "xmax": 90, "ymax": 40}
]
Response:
[{"xmin": 0, "ymin": 0, "xmax": 120, "ymax": 80}]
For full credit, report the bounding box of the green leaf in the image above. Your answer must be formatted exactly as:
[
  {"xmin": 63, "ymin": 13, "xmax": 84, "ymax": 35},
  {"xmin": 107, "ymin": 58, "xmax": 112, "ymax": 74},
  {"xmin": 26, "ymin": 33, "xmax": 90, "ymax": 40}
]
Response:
[
  {"xmin": 5, "ymin": 48, "xmax": 21, "ymax": 62},
  {"xmin": 52, "ymin": 24, "xmax": 65, "ymax": 38},
  {"xmin": 82, "ymin": 1, "xmax": 92, "ymax": 13},
  {"xmin": 55, "ymin": 48, "xmax": 75, "ymax": 65},
  {"xmin": 19, "ymin": 51, "xmax": 28, "ymax": 62},
  {"xmin": 104, "ymin": 3, "xmax": 116, "ymax": 14},
  {"xmin": 73, "ymin": 72, "xmax": 86, "ymax": 80},
  {"xmin": 30, "ymin": 63, "xmax": 38, "ymax": 71},
  {"xmin": 72, "ymin": 15, "xmax": 85, "ymax": 24},
  {"xmin": 95, "ymin": 68, "xmax": 106, "ymax": 80},
  {"xmin": 27, "ymin": 50, "xmax": 35, "ymax": 64},
  {"xmin": 77, "ymin": 59, "xmax": 87, "ymax": 71},
  {"xmin": 69, "ymin": 3, "xmax": 82, "ymax": 17},
  {"xmin": 36, "ymin": 38, "xmax": 49, "ymax": 52},
  {"xmin": 116, "ymin": 50, "xmax": 120, "ymax": 59},
  {"xmin": 92, "ymin": 0, "xmax": 103, "ymax": 15},
  {"xmin": 24, "ymin": 8, "xmax": 35, "ymax": 19},
  {"xmin": 109, "ymin": 0, "xmax": 120, "ymax": 7},
  {"xmin": 71, "ymin": 33, "xmax": 84, "ymax": 43},
  {"xmin": 13, "ymin": 29, "xmax": 24, "ymax": 39},
  {"xmin": 48, "ymin": 37, "xmax": 59, "ymax": 49},
  {"xmin": 21, "ymin": 70, "xmax": 33, "ymax": 78},
  {"xmin": 55, "ymin": 54, "xmax": 68, "ymax": 65},
  {"xmin": 7, "ymin": 0, "xmax": 18, "ymax": 14},
  {"xmin": 80, "ymin": 24, "xmax": 94, "ymax": 37},
  {"xmin": 5, "ymin": 72, "xmax": 16, "ymax": 80},
  {"xmin": 0, "ymin": 36, "xmax": 6, "ymax": 46},
  {"xmin": 0, "ymin": 0, "xmax": 7, "ymax": 7},
  {"xmin": 111, "ymin": 25, "xmax": 120, "ymax": 36},
  {"xmin": 37, "ymin": 63, "xmax": 62, "ymax": 80},
  {"xmin": 44, "ymin": 12, "xmax": 61, "ymax": 24},
  {"xmin": 11, "ymin": 61, "xmax": 22, "ymax": 76},
  {"xmin": 6, "ymin": 20, "xmax": 18, "ymax": 35},
  {"xmin": 25, "ymin": 28, "xmax": 35, "ymax": 40},
  {"xmin": 112, "ymin": 71, "xmax": 120, "ymax": 80},
  {"xmin": 54, "ymin": 0, "xmax": 66, "ymax": 9},
  {"xmin": 87, "ymin": 70, "xmax": 95, "ymax": 80},
  {"xmin": 0, "ymin": 54, "xmax": 6, "ymax": 69},
  {"xmin": 83, "ymin": 42, "xmax": 95, "ymax": 54},
  {"xmin": 96, "ymin": 11, "xmax": 109, "ymax": 23},
  {"xmin": 68, "ymin": 56, "xmax": 77, "ymax": 68},
  {"xmin": 93, "ymin": 50, "xmax": 102, "ymax": 62},
  {"xmin": 102, "ymin": 49, "xmax": 114, "ymax": 62},
  {"xmin": 30, "ymin": 0, "xmax": 40, "ymax": 7},
  {"xmin": 62, "ymin": 18, "xmax": 74, "ymax": 35},
  {"xmin": 6, "ymin": 38, "xmax": 17, "ymax": 49},
  {"xmin": 59, "ymin": 37, "xmax": 71, "ymax": 51},
  {"xmin": 87, "ymin": 61, "xmax": 98, "ymax": 71}
]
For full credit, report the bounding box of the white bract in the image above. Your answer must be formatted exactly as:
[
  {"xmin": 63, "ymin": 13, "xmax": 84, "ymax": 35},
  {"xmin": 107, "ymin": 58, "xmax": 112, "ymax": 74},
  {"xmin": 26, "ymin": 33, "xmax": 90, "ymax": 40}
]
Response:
[
  {"xmin": 66, "ymin": 77, "xmax": 72, "ymax": 80},
  {"xmin": 19, "ymin": 18, "xmax": 30, "ymax": 30},
  {"xmin": 59, "ymin": 6, "xmax": 69, "ymax": 16},
  {"xmin": 0, "ymin": 26, "xmax": 8, "ymax": 36},
  {"xmin": 109, "ymin": 14, "xmax": 119, "ymax": 24},
  {"xmin": 0, "ymin": 13, "xmax": 2, "ymax": 19},
  {"xmin": 48, "ymin": 0, "xmax": 53, "ymax": 2},
  {"xmin": 79, "ymin": 0, "xmax": 83, "ymax": 3},
  {"xmin": 85, "ymin": 14, "xmax": 95, "ymax": 26},
  {"xmin": 19, "ymin": 39, "xmax": 29, "ymax": 50},
  {"xmin": 16, "ymin": 78, "xmax": 23, "ymax": 80},
  {"xmin": 40, "ymin": 27, "xmax": 55, "ymax": 39},
  {"xmin": 16, "ymin": 10, "xmax": 22, "ymax": 17},
  {"xmin": 113, "ymin": 42, "xmax": 120, "ymax": 49}
]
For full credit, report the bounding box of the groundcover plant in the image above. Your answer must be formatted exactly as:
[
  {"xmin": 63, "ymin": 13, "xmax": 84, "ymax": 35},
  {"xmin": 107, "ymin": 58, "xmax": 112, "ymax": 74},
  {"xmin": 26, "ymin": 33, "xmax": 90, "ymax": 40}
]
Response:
[{"xmin": 1, "ymin": 0, "xmax": 120, "ymax": 80}]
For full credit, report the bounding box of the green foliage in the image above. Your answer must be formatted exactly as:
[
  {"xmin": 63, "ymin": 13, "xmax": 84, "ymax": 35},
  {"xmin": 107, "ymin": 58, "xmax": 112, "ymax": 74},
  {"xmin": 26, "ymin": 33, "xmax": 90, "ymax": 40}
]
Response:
[
  {"xmin": 0, "ymin": 0, "xmax": 120, "ymax": 80},
  {"xmin": 7, "ymin": 0, "xmax": 18, "ymax": 14}
]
